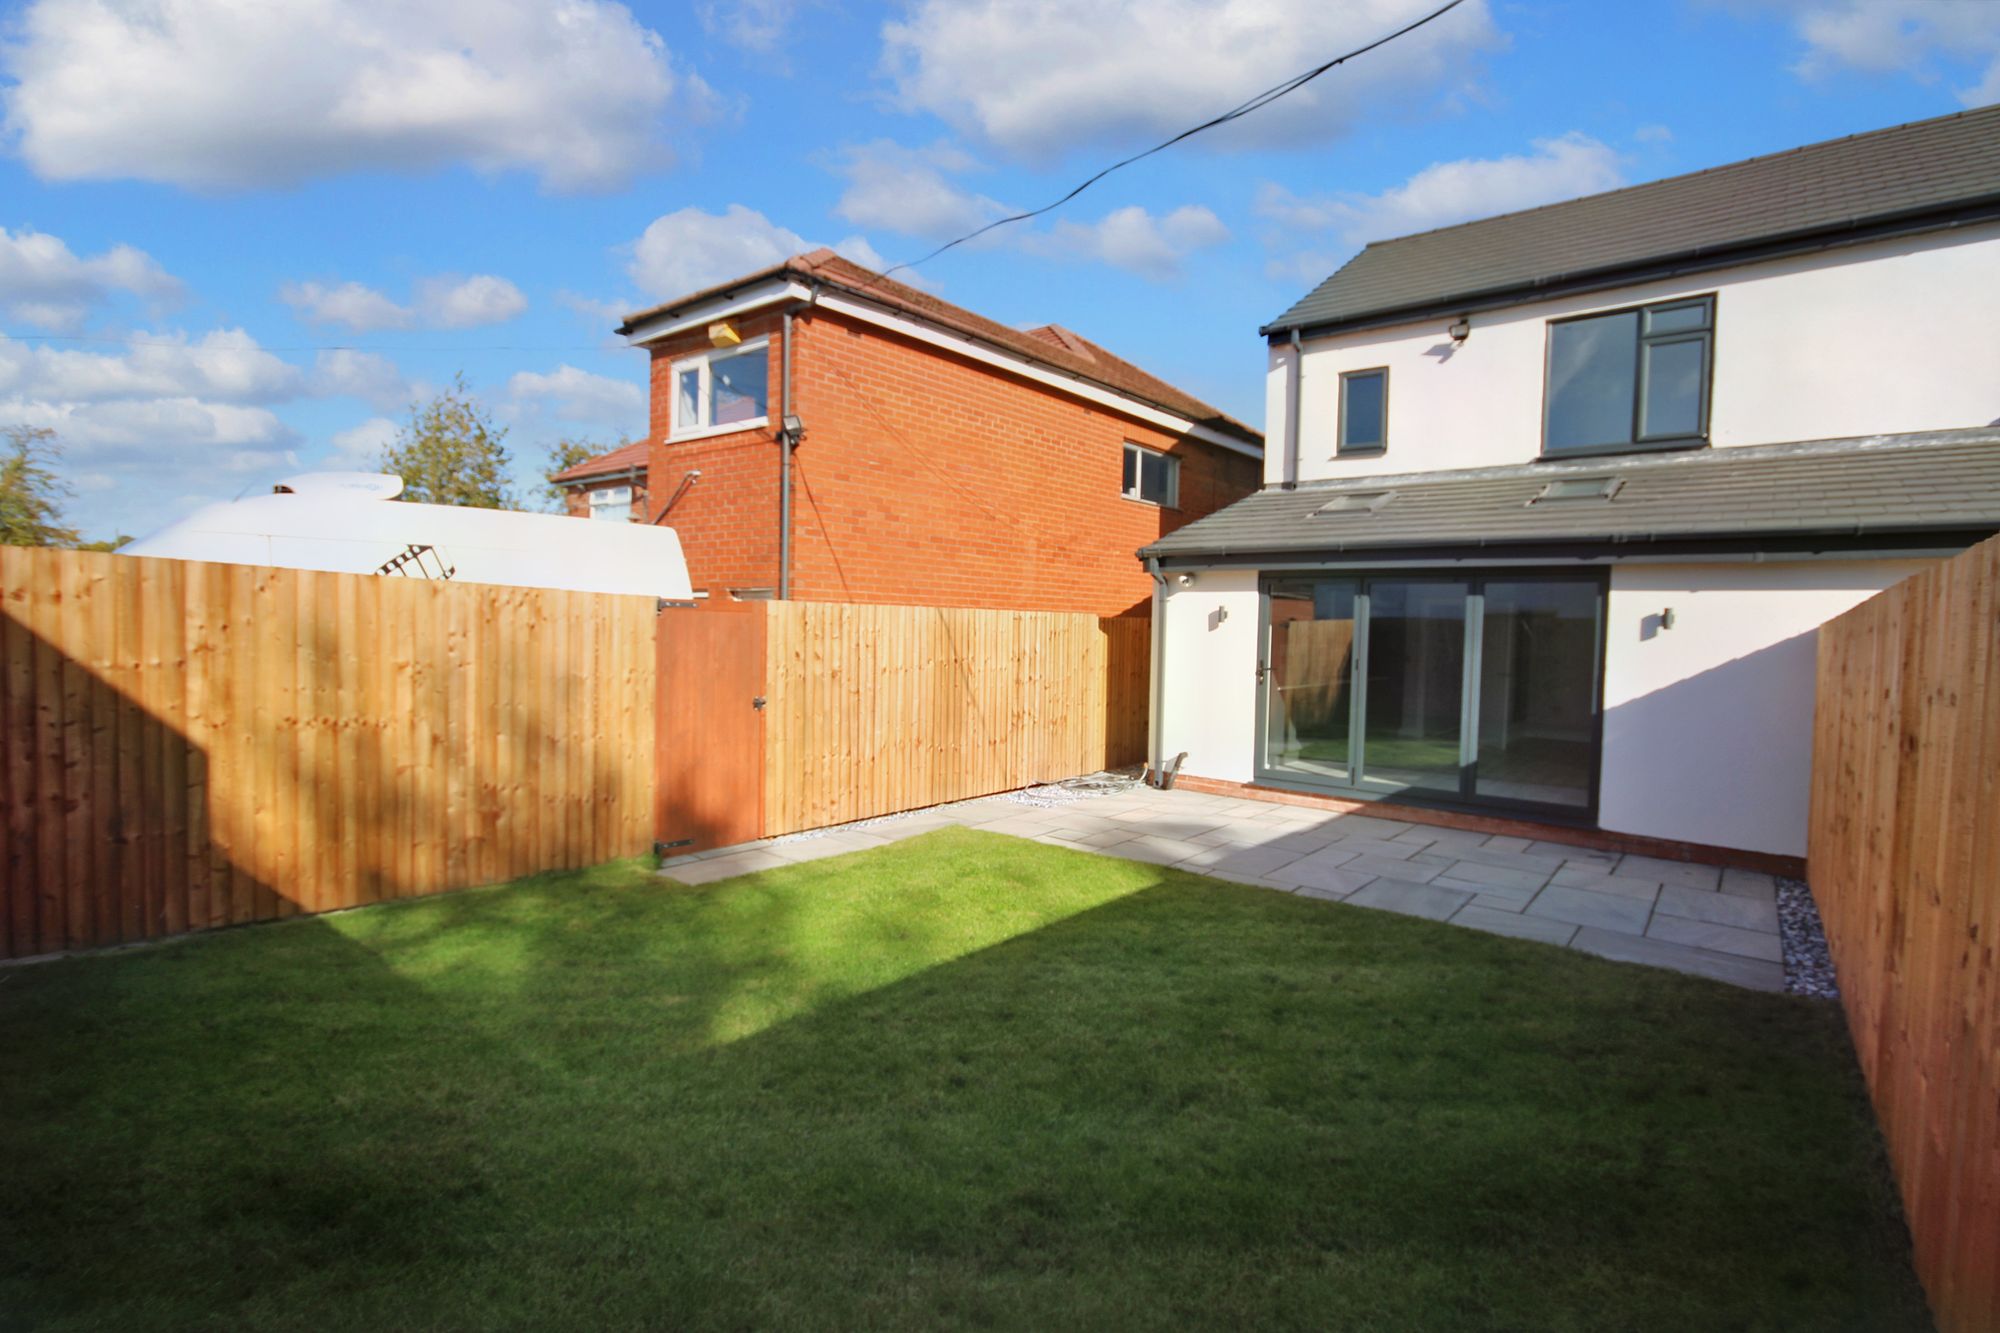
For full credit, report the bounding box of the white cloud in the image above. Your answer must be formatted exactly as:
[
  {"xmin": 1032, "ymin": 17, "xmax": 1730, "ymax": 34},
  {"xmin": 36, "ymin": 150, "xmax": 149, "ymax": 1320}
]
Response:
[
  {"xmin": 1, "ymin": 394, "xmax": 299, "ymax": 471},
  {"xmin": 1025, "ymin": 204, "xmax": 1231, "ymax": 279},
  {"xmin": 1635, "ymin": 123, "xmax": 1674, "ymax": 144},
  {"xmin": 557, "ymin": 291, "xmax": 638, "ymax": 326},
  {"xmin": 280, "ymin": 281, "xmax": 410, "ymax": 332},
  {"xmin": 324, "ymin": 416, "xmax": 399, "ymax": 470},
  {"xmin": 506, "ymin": 365, "xmax": 646, "ymax": 423},
  {"xmin": 309, "ymin": 350, "xmax": 412, "ymax": 412},
  {"xmin": 0, "ymin": 0, "xmax": 715, "ymax": 191},
  {"xmin": 625, "ymin": 205, "xmax": 888, "ymax": 298},
  {"xmin": 699, "ymin": 0, "xmax": 806, "ymax": 53},
  {"xmin": 418, "ymin": 275, "xmax": 530, "ymax": 329},
  {"xmin": 0, "ymin": 227, "xmax": 184, "ymax": 333},
  {"xmin": 1735, "ymin": 0, "xmax": 2000, "ymax": 103},
  {"xmin": 280, "ymin": 274, "xmax": 527, "ymax": 331},
  {"xmin": 880, "ymin": 0, "xmax": 1501, "ymax": 162},
  {"xmin": 1257, "ymin": 131, "xmax": 1624, "ymax": 281},
  {"xmin": 0, "ymin": 328, "xmax": 302, "ymax": 507},
  {"xmin": 831, "ymin": 140, "xmax": 1008, "ymax": 239},
  {"xmin": 0, "ymin": 329, "xmax": 305, "ymax": 405}
]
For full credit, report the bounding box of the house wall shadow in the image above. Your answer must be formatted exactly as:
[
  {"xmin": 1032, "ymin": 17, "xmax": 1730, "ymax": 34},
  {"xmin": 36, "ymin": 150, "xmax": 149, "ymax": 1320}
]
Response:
[{"xmin": 1597, "ymin": 627, "xmax": 1822, "ymax": 859}]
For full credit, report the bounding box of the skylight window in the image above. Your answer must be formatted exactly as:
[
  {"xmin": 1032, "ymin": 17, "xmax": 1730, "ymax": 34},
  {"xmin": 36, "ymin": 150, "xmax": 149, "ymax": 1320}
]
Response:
[
  {"xmin": 1314, "ymin": 490, "xmax": 1395, "ymax": 517},
  {"xmin": 1529, "ymin": 476, "xmax": 1624, "ymax": 505}
]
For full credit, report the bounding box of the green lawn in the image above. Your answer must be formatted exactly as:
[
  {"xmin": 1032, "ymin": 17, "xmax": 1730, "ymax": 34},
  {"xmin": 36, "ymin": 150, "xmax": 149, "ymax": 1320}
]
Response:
[{"xmin": 0, "ymin": 828, "xmax": 1927, "ymax": 1332}]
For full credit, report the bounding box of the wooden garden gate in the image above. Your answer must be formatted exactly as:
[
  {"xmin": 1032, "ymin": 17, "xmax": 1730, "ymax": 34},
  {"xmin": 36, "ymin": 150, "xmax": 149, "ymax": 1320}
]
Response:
[{"xmin": 653, "ymin": 602, "xmax": 767, "ymax": 854}]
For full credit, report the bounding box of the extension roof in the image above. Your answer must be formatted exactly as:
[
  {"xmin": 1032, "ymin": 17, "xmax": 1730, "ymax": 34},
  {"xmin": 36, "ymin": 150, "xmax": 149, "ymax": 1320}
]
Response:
[
  {"xmin": 1137, "ymin": 428, "xmax": 2000, "ymax": 565},
  {"xmin": 1266, "ymin": 104, "xmax": 2000, "ymax": 338},
  {"xmin": 619, "ymin": 249, "xmax": 1262, "ymax": 447},
  {"xmin": 550, "ymin": 440, "xmax": 648, "ymax": 485}
]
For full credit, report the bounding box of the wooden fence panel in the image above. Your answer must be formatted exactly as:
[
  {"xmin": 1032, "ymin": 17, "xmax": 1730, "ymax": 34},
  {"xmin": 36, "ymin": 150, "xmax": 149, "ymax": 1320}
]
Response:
[
  {"xmin": 1809, "ymin": 533, "xmax": 2000, "ymax": 1333},
  {"xmin": 0, "ymin": 547, "xmax": 658, "ymax": 960},
  {"xmin": 759, "ymin": 602, "xmax": 1150, "ymax": 837}
]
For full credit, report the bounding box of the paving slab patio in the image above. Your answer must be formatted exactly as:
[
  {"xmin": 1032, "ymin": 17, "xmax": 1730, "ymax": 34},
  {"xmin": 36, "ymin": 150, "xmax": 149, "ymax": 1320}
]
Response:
[{"xmin": 659, "ymin": 784, "xmax": 1790, "ymax": 991}]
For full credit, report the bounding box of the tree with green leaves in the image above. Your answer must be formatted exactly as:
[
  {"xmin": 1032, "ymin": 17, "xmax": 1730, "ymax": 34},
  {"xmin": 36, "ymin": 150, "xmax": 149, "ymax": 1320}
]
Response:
[
  {"xmin": 0, "ymin": 425, "xmax": 80, "ymax": 547},
  {"xmin": 379, "ymin": 374, "xmax": 515, "ymax": 508},
  {"xmin": 540, "ymin": 437, "xmax": 605, "ymax": 512}
]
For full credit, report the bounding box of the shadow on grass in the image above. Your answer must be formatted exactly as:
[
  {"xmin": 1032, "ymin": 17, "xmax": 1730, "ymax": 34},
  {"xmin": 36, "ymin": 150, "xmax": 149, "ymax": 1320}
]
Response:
[{"xmin": 0, "ymin": 829, "xmax": 1929, "ymax": 1332}]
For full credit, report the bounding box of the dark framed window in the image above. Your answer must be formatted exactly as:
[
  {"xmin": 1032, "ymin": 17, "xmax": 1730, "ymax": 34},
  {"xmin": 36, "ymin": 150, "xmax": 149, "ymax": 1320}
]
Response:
[
  {"xmin": 1256, "ymin": 570, "xmax": 1605, "ymax": 819},
  {"xmin": 1122, "ymin": 443, "xmax": 1179, "ymax": 507},
  {"xmin": 1338, "ymin": 368, "xmax": 1388, "ymax": 455},
  {"xmin": 1544, "ymin": 296, "xmax": 1713, "ymax": 456}
]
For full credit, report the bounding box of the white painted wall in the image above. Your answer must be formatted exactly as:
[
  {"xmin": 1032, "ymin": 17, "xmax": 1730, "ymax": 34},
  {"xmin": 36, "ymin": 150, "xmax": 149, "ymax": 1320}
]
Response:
[
  {"xmin": 1157, "ymin": 568, "xmax": 1261, "ymax": 784},
  {"xmin": 1265, "ymin": 224, "xmax": 2000, "ymax": 486},
  {"xmin": 1600, "ymin": 559, "xmax": 1933, "ymax": 857}
]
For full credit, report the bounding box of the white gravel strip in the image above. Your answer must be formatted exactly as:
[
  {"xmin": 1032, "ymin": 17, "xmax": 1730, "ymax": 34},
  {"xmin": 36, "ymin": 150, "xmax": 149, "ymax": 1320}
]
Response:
[
  {"xmin": 999, "ymin": 766, "xmax": 1147, "ymax": 808},
  {"xmin": 767, "ymin": 768, "xmax": 1147, "ymax": 845},
  {"xmin": 1777, "ymin": 876, "xmax": 1840, "ymax": 1000}
]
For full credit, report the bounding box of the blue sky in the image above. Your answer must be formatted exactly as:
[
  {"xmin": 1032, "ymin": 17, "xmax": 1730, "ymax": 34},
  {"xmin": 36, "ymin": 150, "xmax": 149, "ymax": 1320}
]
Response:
[{"xmin": 2, "ymin": 0, "xmax": 1996, "ymax": 539}]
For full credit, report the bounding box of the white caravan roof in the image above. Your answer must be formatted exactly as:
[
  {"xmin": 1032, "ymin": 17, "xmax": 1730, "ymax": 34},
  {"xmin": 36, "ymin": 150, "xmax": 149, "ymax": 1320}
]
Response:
[{"xmin": 123, "ymin": 472, "xmax": 693, "ymax": 600}]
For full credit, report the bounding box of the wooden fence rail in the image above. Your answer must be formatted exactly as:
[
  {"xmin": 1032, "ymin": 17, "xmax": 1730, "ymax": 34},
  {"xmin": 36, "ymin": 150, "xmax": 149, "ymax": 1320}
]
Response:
[
  {"xmin": 0, "ymin": 547, "xmax": 658, "ymax": 961},
  {"xmin": 1809, "ymin": 533, "xmax": 2000, "ymax": 1333}
]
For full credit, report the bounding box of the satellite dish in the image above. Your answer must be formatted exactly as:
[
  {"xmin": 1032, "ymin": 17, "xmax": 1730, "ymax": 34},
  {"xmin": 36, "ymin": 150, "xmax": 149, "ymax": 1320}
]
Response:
[{"xmin": 272, "ymin": 472, "xmax": 405, "ymax": 500}]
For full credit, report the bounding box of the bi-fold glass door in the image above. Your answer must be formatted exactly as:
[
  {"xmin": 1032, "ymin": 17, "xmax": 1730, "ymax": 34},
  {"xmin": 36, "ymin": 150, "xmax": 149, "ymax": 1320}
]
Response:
[{"xmin": 1259, "ymin": 573, "xmax": 1603, "ymax": 815}]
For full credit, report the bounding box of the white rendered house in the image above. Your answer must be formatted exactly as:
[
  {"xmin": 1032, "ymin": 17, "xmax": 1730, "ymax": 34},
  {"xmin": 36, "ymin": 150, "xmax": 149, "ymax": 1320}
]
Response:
[{"xmin": 1142, "ymin": 106, "xmax": 2000, "ymax": 860}]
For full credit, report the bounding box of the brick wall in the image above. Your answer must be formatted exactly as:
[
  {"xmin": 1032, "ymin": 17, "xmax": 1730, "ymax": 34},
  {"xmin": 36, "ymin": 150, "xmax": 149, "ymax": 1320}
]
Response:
[{"xmin": 644, "ymin": 306, "xmax": 1260, "ymax": 616}]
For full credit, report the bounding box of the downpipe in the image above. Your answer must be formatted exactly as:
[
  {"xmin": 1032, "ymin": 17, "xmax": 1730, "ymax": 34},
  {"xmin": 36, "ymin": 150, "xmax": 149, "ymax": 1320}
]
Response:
[
  {"xmin": 1143, "ymin": 557, "xmax": 1184, "ymax": 789},
  {"xmin": 779, "ymin": 306, "xmax": 795, "ymax": 599},
  {"xmin": 1285, "ymin": 327, "xmax": 1303, "ymax": 488}
]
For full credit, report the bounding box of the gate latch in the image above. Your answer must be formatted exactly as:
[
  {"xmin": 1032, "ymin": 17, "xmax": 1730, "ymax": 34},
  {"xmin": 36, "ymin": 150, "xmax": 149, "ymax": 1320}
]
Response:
[{"xmin": 752, "ymin": 696, "xmax": 767, "ymax": 710}]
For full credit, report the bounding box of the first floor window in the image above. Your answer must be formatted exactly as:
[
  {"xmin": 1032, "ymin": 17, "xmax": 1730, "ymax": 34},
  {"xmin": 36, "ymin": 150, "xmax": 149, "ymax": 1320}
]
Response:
[
  {"xmin": 1122, "ymin": 443, "xmax": 1179, "ymax": 507},
  {"xmin": 1338, "ymin": 368, "xmax": 1388, "ymax": 454},
  {"xmin": 671, "ymin": 343, "xmax": 770, "ymax": 436},
  {"xmin": 588, "ymin": 485, "xmax": 633, "ymax": 521},
  {"xmin": 1544, "ymin": 295, "xmax": 1713, "ymax": 454}
]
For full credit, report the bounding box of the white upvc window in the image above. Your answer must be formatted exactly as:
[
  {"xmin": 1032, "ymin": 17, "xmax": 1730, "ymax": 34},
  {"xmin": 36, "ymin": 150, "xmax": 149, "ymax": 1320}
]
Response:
[
  {"xmin": 669, "ymin": 340, "xmax": 771, "ymax": 440},
  {"xmin": 587, "ymin": 484, "xmax": 633, "ymax": 521},
  {"xmin": 1121, "ymin": 442, "xmax": 1179, "ymax": 507}
]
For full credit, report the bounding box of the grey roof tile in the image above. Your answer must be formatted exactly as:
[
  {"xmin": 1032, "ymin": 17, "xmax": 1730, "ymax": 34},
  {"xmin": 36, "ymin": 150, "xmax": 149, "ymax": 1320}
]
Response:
[
  {"xmin": 1268, "ymin": 105, "xmax": 2000, "ymax": 335},
  {"xmin": 1137, "ymin": 428, "xmax": 2000, "ymax": 562}
]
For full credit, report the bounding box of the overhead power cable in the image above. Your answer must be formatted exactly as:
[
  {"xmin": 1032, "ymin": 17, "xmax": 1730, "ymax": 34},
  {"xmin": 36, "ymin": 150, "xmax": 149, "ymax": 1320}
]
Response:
[{"xmin": 870, "ymin": 0, "xmax": 1471, "ymax": 284}]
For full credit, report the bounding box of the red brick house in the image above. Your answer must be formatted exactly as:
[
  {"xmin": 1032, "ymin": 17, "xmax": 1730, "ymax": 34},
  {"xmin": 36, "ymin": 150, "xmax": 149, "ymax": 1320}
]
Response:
[
  {"xmin": 549, "ymin": 439, "xmax": 649, "ymax": 520},
  {"xmin": 605, "ymin": 249, "xmax": 1263, "ymax": 617}
]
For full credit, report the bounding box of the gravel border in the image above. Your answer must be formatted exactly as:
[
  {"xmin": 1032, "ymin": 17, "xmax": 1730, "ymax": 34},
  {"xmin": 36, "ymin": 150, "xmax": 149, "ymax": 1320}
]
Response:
[
  {"xmin": 1777, "ymin": 876, "xmax": 1840, "ymax": 1000},
  {"xmin": 999, "ymin": 766, "xmax": 1147, "ymax": 808},
  {"xmin": 766, "ymin": 768, "xmax": 1146, "ymax": 846}
]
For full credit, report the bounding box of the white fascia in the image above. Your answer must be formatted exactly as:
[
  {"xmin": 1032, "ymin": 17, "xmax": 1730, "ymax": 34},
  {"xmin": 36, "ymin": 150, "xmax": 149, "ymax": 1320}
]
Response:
[{"xmin": 622, "ymin": 279, "xmax": 810, "ymax": 345}]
